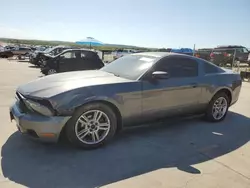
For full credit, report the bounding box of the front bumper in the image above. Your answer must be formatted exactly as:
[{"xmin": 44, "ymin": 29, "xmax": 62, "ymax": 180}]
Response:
[
  {"xmin": 29, "ymin": 57, "xmax": 39, "ymax": 65},
  {"xmin": 40, "ymin": 66, "xmax": 49, "ymax": 74},
  {"xmin": 10, "ymin": 101, "xmax": 71, "ymax": 142}
]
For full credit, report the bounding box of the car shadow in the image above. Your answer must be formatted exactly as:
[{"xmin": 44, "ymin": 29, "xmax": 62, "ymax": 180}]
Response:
[
  {"xmin": 28, "ymin": 65, "xmax": 39, "ymax": 68},
  {"xmin": 18, "ymin": 60, "xmax": 30, "ymax": 63},
  {"xmin": 1, "ymin": 111, "xmax": 250, "ymax": 188}
]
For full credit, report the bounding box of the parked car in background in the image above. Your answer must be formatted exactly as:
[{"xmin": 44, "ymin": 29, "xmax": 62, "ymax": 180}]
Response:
[
  {"xmin": 0, "ymin": 46, "xmax": 32, "ymax": 58},
  {"xmin": 157, "ymin": 48, "xmax": 172, "ymax": 52},
  {"xmin": 210, "ymin": 45, "xmax": 250, "ymax": 66},
  {"xmin": 170, "ymin": 48, "xmax": 194, "ymax": 56},
  {"xmin": 195, "ymin": 48, "xmax": 213, "ymax": 61},
  {"xmin": 0, "ymin": 50, "xmax": 13, "ymax": 58},
  {"xmin": 40, "ymin": 49, "xmax": 104, "ymax": 75},
  {"xmin": 4, "ymin": 46, "xmax": 16, "ymax": 51},
  {"xmin": 112, "ymin": 49, "xmax": 136, "ymax": 59},
  {"xmin": 10, "ymin": 52, "xmax": 242, "ymax": 149},
  {"xmin": 29, "ymin": 45, "xmax": 72, "ymax": 66}
]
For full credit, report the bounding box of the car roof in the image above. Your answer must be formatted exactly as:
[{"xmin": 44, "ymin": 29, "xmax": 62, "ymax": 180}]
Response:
[
  {"xmin": 131, "ymin": 52, "xmax": 171, "ymax": 57},
  {"xmin": 54, "ymin": 45, "xmax": 71, "ymax": 48},
  {"xmin": 61, "ymin": 48, "xmax": 94, "ymax": 53},
  {"xmin": 131, "ymin": 52, "xmax": 192, "ymax": 58}
]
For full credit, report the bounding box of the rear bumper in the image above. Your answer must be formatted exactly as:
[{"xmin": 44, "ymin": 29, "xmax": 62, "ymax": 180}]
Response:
[
  {"xmin": 10, "ymin": 101, "xmax": 71, "ymax": 143},
  {"xmin": 230, "ymin": 80, "xmax": 242, "ymax": 106}
]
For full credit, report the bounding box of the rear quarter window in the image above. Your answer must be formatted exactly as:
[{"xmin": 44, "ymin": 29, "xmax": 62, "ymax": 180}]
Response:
[{"xmin": 204, "ymin": 62, "xmax": 223, "ymax": 74}]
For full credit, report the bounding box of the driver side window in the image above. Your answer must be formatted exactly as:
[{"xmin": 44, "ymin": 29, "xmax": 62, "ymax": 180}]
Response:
[
  {"xmin": 243, "ymin": 48, "xmax": 249, "ymax": 53},
  {"xmin": 154, "ymin": 57, "xmax": 198, "ymax": 78},
  {"xmin": 61, "ymin": 52, "xmax": 73, "ymax": 59}
]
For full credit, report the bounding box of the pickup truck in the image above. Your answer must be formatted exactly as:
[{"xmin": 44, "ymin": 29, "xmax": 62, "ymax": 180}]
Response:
[
  {"xmin": 210, "ymin": 45, "xmax": 250, "ymax": 66},
  {"xmin": 0, "ymin": 47, "xmax": 32, "ymax": 58},
  {"xmin": 195, "ymin": 48, "xmax": 213, "ymax": 61}
]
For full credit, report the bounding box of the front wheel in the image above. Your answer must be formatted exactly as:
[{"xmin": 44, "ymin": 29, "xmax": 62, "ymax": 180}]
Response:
[
  {"xmin": 65, "ymin": 103, "xmax": 117, "ymax": 149},
  {"xmin": 205, "ymin": 92, "xmax": 229, "ymax": 122},
  {"xmin": 47, "ymin": 69, "xmax": 57, "ymax": 75}
]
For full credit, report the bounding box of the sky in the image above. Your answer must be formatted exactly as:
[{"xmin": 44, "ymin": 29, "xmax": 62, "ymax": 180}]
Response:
[{"xmin": 0, "ymin": 0, "xmax": 249, "ymax": 48}]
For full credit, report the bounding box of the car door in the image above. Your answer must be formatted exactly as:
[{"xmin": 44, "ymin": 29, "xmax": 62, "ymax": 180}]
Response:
[
  {"xmin": 18, "ymin": 48, "xmax": 25, "ymax": 55},
  {"xmin": 75, "ymin": 51, "xmax": 92, "ymax": 70},
  {"xmin": 12, "ymin": 47, "xmax": 19, "ymax": 55},
  {"xmin": 84, "ymin": 51, "xmax": 104, "ymax": 70},
  {"xmin": 76, "ymin": 51, "xmax": 102, "ymax": 71},
  {"xmin": 58, "ymin": 51, "xmax": 77, "ymax": 72},
  {"xmin": 141, "ymin": 56, "xmax": 202, "ymax": 120}
]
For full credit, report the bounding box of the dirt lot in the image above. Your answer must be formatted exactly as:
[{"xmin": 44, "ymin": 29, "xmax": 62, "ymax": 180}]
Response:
[{"xmin": 0, "ymin": 58, "xmax": 249, "ymax": 188}]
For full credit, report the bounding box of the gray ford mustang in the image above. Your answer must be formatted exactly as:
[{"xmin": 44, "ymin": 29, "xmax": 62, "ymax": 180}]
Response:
[{"xmin": 10, "ymin": 52, "xmax": 242, "ymax": 149}]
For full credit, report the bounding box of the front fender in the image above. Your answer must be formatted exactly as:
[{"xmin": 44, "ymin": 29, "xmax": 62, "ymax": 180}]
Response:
[
  {"xmin": 71, "ymin": 95, "xmax": 122, "ymax": 114},
  {"xmin": 50, "ymin": 88, "xmax": 122, "ymax": 116}
]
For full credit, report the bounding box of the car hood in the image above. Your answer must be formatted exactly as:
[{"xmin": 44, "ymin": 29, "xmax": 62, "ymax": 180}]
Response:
[
  {"xmin": 43, "ymin": 53, "xmax": 54, "ymax": 58},
  {"xmin": 17, "ymin": 70, "xmax": 133, "ymax": 98}
]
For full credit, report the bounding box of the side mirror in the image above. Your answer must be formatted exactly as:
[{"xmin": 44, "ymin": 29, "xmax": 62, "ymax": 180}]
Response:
[{"xmin": 152, "ymin": 71, "xmax": 169, "ymax": 79}]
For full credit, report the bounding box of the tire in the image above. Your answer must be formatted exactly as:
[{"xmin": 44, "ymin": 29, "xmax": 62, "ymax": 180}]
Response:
[
  {"xmin": 205, "ymin": 92, "xmax": 230, "ymax": 122},
  {"xmin": 8, "ymin": 53, "xmax": 14, "ymax": 58},
  {"xmin": 65, "ymin": 103, "xmax": 117, "ymax": 149},
  {"xmin": 47, "ymin": 69, "xmax": 57, "ymax": 75},
  {"xmin": 1, "ymin": 55, "xmax": 9, "ymax": 58}
]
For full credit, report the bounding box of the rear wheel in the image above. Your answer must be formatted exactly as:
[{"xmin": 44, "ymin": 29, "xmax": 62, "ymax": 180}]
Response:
[
  {"xmin": 65, "ymin": 103, "xmax": 117, "ymax": 149},
  {"xmin": 205, "ymin": 92, "xmax": 230, "ymax": 122}
]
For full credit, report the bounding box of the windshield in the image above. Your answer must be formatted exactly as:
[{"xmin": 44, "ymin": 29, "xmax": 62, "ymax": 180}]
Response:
[
  {"xmin": 101, "ymin": 54, "xmax": 157, "ymax": 80},
  {"xmin": 44, "ymin": 47, "xmax": 53, "ymax": 53},
  {"xmin": 37, "ymin": 47, "xmax": 46, "ymax": 51}
]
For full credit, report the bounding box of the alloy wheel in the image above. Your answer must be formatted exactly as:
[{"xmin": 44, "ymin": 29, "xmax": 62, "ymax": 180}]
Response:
[
  {"xmin": 212, "ymin": 97, "xmax": 228, "ymax": 120},
  {"xmin": 48, "ymin": 69, "xmax": 56, "ymax": 75},
  {"xmin": 75, "ymin": 110, "xmax": 111, "ymax": 144}
]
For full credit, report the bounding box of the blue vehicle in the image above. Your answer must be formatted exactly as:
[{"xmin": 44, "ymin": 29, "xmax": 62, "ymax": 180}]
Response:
[{"xmin": 170, "ymin": 48, "xmax": 194, "ymax": 56}]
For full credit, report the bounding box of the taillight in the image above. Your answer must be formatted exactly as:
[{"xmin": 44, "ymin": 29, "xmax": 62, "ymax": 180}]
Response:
[{"xmin": 210, "ymin": 52, "xmax": 214, "ymax": 58}]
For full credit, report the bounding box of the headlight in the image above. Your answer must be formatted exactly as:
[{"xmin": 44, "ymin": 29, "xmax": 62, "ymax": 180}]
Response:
[{"xmin": 24, "ymin": 99, "xmax": 54, "ymax": 116}]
